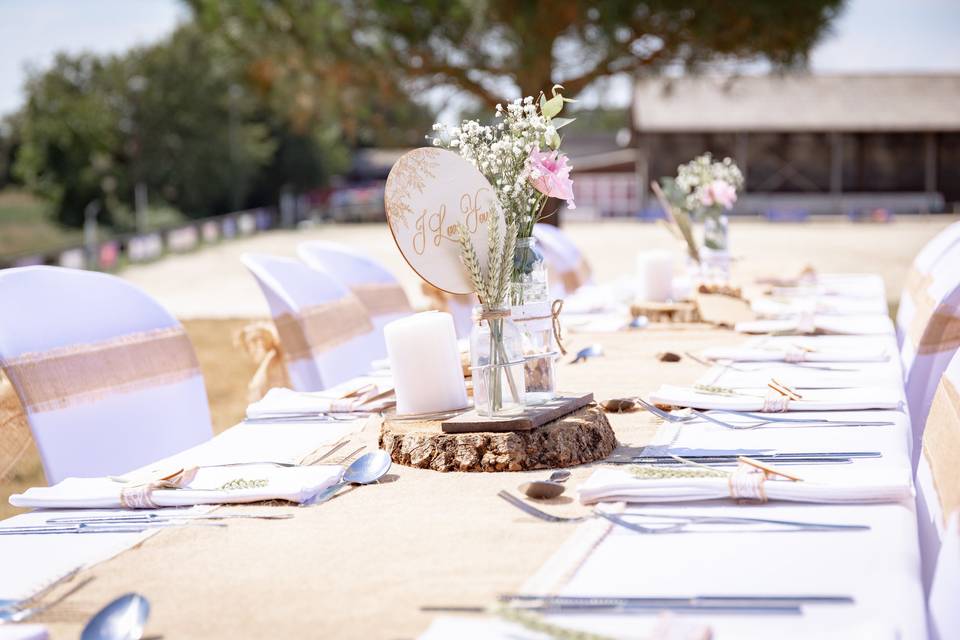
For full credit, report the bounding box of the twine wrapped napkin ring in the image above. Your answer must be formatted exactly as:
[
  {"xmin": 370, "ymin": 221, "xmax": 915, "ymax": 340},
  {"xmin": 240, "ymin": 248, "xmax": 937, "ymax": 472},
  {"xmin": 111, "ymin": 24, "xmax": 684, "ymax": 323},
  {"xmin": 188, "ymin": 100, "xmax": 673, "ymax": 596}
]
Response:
[
  {"xmin": 728, "ymin": 456, "xmax": 803, "ymax": 503},
  {"xmin": 119, "ymin": 467, "xmax": 198, "ymax": 509}
]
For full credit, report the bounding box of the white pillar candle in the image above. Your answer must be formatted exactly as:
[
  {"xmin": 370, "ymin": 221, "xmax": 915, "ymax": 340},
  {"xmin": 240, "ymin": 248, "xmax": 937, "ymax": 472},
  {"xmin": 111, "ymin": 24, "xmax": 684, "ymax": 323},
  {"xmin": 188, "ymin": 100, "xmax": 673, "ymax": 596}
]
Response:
[
  {"xmin": 384, "ymin": 311, "xmax": 468, "ymax": 415},
  {"xmin": 636, "ymin": 250, "xmax": 676, "ymax": 302}
]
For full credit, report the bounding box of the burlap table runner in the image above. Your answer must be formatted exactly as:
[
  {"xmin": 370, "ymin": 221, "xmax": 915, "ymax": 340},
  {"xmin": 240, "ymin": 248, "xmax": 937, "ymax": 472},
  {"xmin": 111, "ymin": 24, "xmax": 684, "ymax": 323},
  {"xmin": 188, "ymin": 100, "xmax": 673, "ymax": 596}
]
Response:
[{"xmin": 35, "ymin": 326, "xmax": 728, "ymax": 639}]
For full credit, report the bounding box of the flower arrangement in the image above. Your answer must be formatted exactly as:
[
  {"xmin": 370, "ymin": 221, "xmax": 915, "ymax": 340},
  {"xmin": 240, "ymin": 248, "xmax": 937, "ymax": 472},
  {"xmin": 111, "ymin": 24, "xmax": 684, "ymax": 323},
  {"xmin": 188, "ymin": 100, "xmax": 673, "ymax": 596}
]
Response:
[
  {"xmin": 657, "ymin": 153, "xmax": 744, "ymax": 257},
  {"xmin": 431, "ymin": 85, "xmax": 576, "ymax": 239}
]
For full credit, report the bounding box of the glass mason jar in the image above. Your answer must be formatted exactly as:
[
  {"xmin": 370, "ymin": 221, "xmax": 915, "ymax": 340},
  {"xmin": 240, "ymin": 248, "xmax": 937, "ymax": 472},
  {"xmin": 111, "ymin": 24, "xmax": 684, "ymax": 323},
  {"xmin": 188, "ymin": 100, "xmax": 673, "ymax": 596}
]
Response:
[
  {"xmin": 511, "ymin": 237, "xmax": 549, "ymax": 306},
  {"xmin": 511, "ymin": 302, "xmax": 558, "ymax": 404},
  {"xmin": 470, "ymin": 306, "xmax": 526, "ymax": 416},
  {"xmin": 510, "ymin": 237, "xmax": 557, "ymax": 403},
  {"xmin": 700, "ymin": 211, "xmax": 731, "ymax": 284},
  {"xmin": 702, "ymin": 211, "xmax": 729, "ymax": 252}
]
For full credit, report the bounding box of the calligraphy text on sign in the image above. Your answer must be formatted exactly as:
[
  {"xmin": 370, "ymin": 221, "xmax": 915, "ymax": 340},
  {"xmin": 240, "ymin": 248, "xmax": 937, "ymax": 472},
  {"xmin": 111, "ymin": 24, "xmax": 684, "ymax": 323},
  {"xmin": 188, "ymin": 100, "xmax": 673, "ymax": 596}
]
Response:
[{"xmin": 412, "ymin": 188, "xmax": 494, "ymax": 255}]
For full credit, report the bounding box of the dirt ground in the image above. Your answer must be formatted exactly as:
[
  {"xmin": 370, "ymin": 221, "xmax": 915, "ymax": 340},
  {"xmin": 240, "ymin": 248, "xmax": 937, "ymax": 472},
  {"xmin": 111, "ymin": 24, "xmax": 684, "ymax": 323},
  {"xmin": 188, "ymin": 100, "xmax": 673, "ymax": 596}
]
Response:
[{"xmin": 1, "ymin": 216, "xmax": 957, "ymax": 518}]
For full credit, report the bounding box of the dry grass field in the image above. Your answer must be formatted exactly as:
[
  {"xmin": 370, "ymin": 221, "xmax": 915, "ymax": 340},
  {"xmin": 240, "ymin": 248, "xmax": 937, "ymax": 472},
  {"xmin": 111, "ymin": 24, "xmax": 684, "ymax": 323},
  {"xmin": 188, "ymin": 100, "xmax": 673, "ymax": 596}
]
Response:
[{"xmin": 0, "ymin": 216, "xmax": 957, "ymax": 518}]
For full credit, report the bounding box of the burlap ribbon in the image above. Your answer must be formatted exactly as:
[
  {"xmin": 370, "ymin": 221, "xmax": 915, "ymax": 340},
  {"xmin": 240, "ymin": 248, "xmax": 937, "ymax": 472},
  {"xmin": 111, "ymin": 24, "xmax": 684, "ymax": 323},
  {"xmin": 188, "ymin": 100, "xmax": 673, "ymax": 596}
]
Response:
[
  {"xmin": 420, "ymin": 282, "xmax": 473, "ymax": 313},
  {"xmin": 905, "ymin": 271, "xmax": 960, "ymax": 354},
  {"xmin": 0, "ymin": 374, "xmax": 30, "ymax": 481},
  {"xmin": 0, "ymin": 327, "xmax": 201, "ymax": 414},
  {"xmin": 349, "ymin": 283, "xmax": 412, "ymax": 317},
  {"xmin": 559, "ymin": 257, "xmax": 592, "ymax": 293},
  {"xmin": 235, "ymin": 322, "xmax": 292, "ymax": 403},
  {"xmin": 922, "ymin": 376, "xmax": 960, "ymax": 526},
  {"xmin": 273, "ymin": 296, "xmax": 374, "ymax": 362}
]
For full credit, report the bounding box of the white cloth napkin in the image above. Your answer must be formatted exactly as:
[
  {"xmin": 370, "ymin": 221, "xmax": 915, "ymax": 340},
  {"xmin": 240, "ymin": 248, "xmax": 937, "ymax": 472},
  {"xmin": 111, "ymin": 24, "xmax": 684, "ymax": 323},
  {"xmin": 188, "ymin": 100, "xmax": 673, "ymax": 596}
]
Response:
[
  {"xmin": 735, "ymin": 314, "xmax": 894, "ymax": 336},
  {"xmin": 649, "ymin": 384, "xmax": 901, "ymax": 411},
  {"xmin": 578, "ymin": 468, "xmax": 912, "ymax": 506},
  {"xmin": 751, "ymin": 297, "xmax": 885, "ymax": 318},
  {"xmin": 701, "ymin": 346, "xmax": 889, "ymax": 363},
  {"xmin": 9, "ymin": 464, "xmax": 343, "ymax": 510},
  {"xmin": 0, "ymin": 627, "xmax": 48, "ymax": 640},
  {"xmin": 246, "ymin": 377, "xmax": 393, "ymax": 418}
]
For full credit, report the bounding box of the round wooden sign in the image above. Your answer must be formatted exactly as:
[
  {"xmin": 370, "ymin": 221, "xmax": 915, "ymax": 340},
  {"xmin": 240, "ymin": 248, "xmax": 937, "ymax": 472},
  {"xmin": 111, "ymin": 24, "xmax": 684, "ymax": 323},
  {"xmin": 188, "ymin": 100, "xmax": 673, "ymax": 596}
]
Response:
[{"xmin": 384, "ymin": 147, "xmax": 501, "ymax": 294}]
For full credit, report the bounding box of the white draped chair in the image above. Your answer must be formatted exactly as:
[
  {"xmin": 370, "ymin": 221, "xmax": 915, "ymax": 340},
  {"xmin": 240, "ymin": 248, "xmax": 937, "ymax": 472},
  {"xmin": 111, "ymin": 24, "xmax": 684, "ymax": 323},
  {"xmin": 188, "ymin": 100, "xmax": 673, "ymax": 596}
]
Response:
[
  {"xmin": 296, "ymin": 241, "xmax": 413, "ymax": 345},
  {"xmin": 0, "ymin": 266, "xmax": 212, "ymax": 483},
  {"xmin": 915, "ymin": 350, "xmax": 960, "ymax": 638},
  {"xmin": 929, "ymin": 513, "xmax": 960, "ymax": 640},
  {"xmin": 900, "ymin": 249, "xmax": 960, "ymax": 461},
  {"xmin": 241, "ymin": 253, "xmax": 383, "ymax": 391},
  {"xmin": 533, "ymin": 223, "xmax": 591, "ymax": 297},
  {"xmin": 896, "ymin": 221, "xmax": 960, "ymax": 349}
]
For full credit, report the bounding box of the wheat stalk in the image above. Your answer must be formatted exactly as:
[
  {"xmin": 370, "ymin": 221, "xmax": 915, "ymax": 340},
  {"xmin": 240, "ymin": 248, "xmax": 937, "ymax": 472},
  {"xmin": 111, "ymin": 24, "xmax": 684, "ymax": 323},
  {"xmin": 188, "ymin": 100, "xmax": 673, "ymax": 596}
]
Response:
[
  {"xmin": 486, "ymin": 214, "xmax": 502, "ymax": 306},
  {"xmin": 457, "ymin": 223, "xmax": 487, "ymax": 301},
  {"xmin": 496, "ymin": 221, "xmax": 517, "ymax": 306}
]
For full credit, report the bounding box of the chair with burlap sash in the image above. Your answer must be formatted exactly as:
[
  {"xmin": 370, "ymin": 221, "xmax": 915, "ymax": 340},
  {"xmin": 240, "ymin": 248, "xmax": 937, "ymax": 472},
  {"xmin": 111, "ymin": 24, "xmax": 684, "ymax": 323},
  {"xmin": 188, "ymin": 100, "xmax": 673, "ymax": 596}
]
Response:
[
  {"xmin": 0, "ymin": 267, "xmax": 212, "ymax": 483},
  {"xmin": 533, "ymin": 223, "xmax": 592, "ymax": 297},
  {"xmin": 297, "ymin": 241, "xmax": 413, "ymax": 343},
  {"xmin": 900, "ymin": 250, "xmax": 960, "ymax": 460},
  {"xmin": 896, "ymin": 221, "xmax": 960, "ymax": 350},
  {"xmin": 915, "ymin": 350, "xmax": 960, "ymax": 639},
  {"xmin": 241, "ymin": 253, "xmax": 379, "ymax": 392}
]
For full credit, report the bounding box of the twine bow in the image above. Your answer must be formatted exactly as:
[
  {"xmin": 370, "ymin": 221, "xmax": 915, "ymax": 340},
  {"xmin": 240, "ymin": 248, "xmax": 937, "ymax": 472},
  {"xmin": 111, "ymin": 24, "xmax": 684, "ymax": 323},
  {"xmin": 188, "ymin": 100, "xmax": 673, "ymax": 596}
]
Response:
[
  {"xmin": 119, "ymin": 467, "xmax": 198, "ymax": 509},
  {"xmin": 509, "ymin": 300, "xmax": 566, "ymax": 355},
  {"xmin": 235, "ymin": 321, "xmax": 292, "ymax": 403},
  {"xmin": 728, "ymin": 456, "xmax": 803, "ymax": 502}
]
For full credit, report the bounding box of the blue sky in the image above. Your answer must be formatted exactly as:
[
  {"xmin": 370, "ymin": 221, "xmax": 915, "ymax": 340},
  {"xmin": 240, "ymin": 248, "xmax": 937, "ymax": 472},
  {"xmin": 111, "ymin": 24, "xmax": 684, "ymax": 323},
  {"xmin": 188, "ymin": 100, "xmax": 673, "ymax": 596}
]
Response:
[{"xmin": 0, "ymin": 0, "xmax": 958, "ymax": 117}]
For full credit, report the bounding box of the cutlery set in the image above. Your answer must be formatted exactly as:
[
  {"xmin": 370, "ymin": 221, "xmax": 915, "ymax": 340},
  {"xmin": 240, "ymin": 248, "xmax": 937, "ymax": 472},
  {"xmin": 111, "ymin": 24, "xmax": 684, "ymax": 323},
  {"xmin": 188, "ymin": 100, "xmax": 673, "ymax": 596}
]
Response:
[{"xmin": 497, "ymin": 490, "xmax": 870, "ymax": 534}]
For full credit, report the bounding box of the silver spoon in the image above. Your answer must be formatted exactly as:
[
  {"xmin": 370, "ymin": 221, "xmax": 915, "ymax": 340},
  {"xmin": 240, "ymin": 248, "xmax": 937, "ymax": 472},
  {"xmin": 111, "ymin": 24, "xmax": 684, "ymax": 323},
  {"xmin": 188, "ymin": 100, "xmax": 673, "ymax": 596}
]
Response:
[
  {"xmin": 520, "ymin": 469, "xmax": 572, "ymax": 499},
  {"xmin": 80, "ymin": 593, "xmax": 149, "ymax": 640},
  {"xmin": 302, "ymin": 450, "xmax": 392, "ymax": 506}
]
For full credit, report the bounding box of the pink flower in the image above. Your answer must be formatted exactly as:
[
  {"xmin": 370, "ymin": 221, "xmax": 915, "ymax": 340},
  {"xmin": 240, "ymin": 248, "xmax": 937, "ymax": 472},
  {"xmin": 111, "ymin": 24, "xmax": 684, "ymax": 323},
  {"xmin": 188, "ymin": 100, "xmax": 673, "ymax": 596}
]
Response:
[
  {"xmin": 527, "ymin": 148, "xmax": 576, "ymax": 209},
  {"xmin": 699, "ymin": 180, "xmax": 737, "ymax": 210}
]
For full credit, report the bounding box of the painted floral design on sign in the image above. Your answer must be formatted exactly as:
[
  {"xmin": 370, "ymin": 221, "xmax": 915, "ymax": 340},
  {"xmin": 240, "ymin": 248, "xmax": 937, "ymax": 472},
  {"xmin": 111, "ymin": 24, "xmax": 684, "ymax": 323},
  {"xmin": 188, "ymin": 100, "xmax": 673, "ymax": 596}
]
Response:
[{"xmin": 385, "ymin": 147, "xmax": 502, "ymax": 294}]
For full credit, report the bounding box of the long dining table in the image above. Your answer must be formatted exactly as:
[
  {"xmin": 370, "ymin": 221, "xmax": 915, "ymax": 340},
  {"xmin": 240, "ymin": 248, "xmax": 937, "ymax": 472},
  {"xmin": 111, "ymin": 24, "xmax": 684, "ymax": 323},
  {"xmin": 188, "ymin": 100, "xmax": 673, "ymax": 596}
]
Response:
[{"xmin": 5, "ymin": 302, "xmax": 926, "ymax": 638}]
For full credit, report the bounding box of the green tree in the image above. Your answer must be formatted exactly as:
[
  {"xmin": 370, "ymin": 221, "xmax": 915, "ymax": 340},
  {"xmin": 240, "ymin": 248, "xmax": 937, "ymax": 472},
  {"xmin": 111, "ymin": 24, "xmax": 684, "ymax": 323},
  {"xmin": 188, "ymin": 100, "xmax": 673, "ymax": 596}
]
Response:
[
  {"xmin": 186, "ymin": 0, "xmax": 439, "ymax": 140},
  {"xmin": 186, "ymin": 0, "xmax": 844, "ymax": 108},
  {"xmin": 14, "ymin": 27, "xmax": 276, "ymax": 227}
]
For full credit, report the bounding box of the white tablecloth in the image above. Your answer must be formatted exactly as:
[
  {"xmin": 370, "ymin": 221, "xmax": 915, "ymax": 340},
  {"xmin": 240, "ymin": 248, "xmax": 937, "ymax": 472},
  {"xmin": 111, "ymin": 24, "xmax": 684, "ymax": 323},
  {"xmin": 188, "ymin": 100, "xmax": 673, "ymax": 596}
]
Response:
[{"xmin": 422, "ymin": 274, "xmax": 928, "ymax": 639}]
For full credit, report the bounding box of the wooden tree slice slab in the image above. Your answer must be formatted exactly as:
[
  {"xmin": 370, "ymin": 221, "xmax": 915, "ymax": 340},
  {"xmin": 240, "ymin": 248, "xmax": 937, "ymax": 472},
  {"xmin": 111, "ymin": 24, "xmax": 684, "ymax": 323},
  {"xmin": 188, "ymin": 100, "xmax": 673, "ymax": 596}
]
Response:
[
  {"xmin": 379, "ymin": 404, "xmax": 616, "ymax": 472},
  {"xmin": 441, "ymin": 393, "xmax": 594, "ymax": 433}
]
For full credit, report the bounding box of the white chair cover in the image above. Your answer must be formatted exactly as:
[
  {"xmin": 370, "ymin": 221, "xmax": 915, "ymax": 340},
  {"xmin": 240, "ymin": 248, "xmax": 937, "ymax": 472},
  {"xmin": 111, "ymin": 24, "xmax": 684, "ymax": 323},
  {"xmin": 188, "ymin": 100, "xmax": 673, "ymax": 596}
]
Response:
[
  {"xmin": 296, "ymin": 241, "xmax": 413, "ymax": 345},
  {"xmin": 241, "ymin": 253, "xmax": 382, "ymax": 391},
  {"xmin": 0, "ymin": 266, "xmax": 212, "ymax": 483},
  {"xmin": 897, "ymin": 221, "xmax": 960, "ymax": 349},
  {"xmin": 916, "ymin": 350, "xmax": 960, "ymax": 598},
  {"xmin": 533, "ymin": 223, "xmax": 591, "ymax": 296},
  {"xmin": 929, "ymin": 511, "xmax": 960, "ymax": 640},
  {"xmin": 901, "ymin": 249, "xmax": 960, "ymax": 458}
]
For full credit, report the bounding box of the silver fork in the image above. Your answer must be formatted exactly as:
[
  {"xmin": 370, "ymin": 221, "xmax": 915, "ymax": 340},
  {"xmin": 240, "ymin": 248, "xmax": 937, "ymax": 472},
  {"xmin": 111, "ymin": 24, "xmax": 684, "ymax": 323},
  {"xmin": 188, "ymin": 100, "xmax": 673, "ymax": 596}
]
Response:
[
  {"xmin": 0, "ymin": 567, "xmax": 80, "ymax": 612},
  {"xmin": 634, "ymin": 397, "xmax": 754, "ymax": 430},
  {"xmin": 498, "ymin": 491, "xmax": 867, "ymax": 533},
  {"xmin": 0, "ymin": 576, "xmax": 94, "ymax": 624}
]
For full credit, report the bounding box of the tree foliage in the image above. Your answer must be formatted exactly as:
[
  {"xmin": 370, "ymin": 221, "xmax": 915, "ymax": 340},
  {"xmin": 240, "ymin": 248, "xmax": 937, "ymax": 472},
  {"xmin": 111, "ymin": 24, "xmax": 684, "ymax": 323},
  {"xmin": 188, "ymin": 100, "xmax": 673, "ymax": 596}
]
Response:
[
  {"xmin": 13, "ymin": 27, "xmax": 279, "ymax": 227},
  {"xmin": 187, "ymin": 0, "xmax": 844, "ymax": 108}
]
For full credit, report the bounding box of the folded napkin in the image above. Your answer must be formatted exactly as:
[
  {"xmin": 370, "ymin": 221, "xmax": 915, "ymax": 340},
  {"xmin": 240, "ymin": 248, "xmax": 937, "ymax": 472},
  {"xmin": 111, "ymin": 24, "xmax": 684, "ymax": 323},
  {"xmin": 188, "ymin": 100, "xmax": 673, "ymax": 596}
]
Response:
[
  {"xmin": 766, "ymin": 274, "xmax": 886, "ymax": 299},
  {"xmin": 9, "ymin": 464, "xmax": 343, "ymax": 510},
  {"xmin": 649, "ymin": 384, "xmax": 900, "ymax": 412},
  {"xmin": 0, "ymin": 627, "xmax": 48, "ymax": 640},
  {"xmin": 578, "ymin": 467, "xmax": 911, "ymax": 506},
  {"xmin": 751, "ymin": 297, "xmax": 885, "ymax": 318},
  {"xmin": 735, "ymin": 314, "xmax": 894, "ymax": 336},
  {"xmin": 246, "ymin": 377, "xmax": 394, "ymax": 419},
  {"xmin": 701, "ymin": 346, "xmax": 889, "ymax": 363}
]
